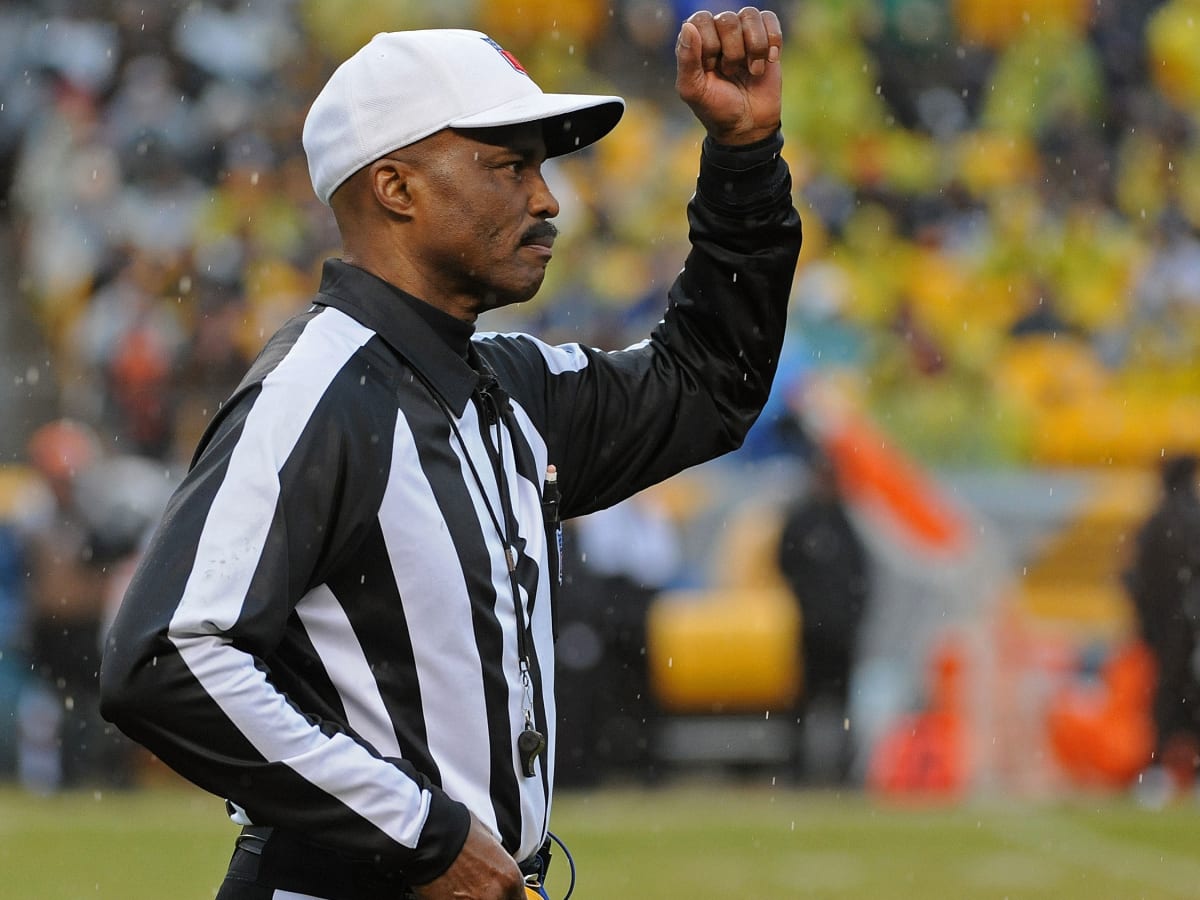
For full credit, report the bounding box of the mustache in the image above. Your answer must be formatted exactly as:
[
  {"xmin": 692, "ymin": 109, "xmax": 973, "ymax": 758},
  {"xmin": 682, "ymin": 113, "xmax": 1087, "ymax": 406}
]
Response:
[{"xmin": 521, "ymin": 222, "xmax": 559, "ymax": 244}]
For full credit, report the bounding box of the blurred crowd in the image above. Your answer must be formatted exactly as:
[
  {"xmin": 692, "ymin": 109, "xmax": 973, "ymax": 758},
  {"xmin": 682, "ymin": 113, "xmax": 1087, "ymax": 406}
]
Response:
[
  {"xmin": 0, "ymin": 0, "xmax": 1199, "ymax": 790},
  {"xmin": 3, "ymin": 0, "xmax": 1200, "ymax": 470}
]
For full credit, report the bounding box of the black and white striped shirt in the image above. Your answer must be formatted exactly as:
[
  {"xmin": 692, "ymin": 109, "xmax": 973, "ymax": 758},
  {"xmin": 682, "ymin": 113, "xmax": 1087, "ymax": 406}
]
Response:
[{"xmin": 100, "ymin": 133, "xmax": 802, "ymax": 885}]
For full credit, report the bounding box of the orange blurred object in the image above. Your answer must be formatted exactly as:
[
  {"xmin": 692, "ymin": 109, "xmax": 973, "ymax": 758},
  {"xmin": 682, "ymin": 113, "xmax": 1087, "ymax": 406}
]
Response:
[
  {"xmin": 867, "ymin": 638, "xmax": 971, "ymax": 800},
  {"xmin": 823, "ymin": 409, "xmax": 968, "ymax": 555},
  {"xmin": 26, "ymin": 418, "xmax": 100, "ymax": 485},
  {"xmin": 1046, "ymin": 641, "xmax": 1156, "ymax": 788},
  {"xmin": 868, "ymin": 710, "xmax": 968, "ymax": 799}
]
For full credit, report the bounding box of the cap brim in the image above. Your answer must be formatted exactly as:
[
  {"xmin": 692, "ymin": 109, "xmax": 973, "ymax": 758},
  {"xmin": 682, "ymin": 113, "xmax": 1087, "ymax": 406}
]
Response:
[{"xmin": 449, "ymin": 93, "xmax": 624, "ymax": 158}]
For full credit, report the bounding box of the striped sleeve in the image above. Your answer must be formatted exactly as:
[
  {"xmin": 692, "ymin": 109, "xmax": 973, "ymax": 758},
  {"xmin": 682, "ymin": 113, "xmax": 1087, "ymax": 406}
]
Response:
[{"xmin": 99, "ymin": 306, "xmax": 471, "ymax": 883}]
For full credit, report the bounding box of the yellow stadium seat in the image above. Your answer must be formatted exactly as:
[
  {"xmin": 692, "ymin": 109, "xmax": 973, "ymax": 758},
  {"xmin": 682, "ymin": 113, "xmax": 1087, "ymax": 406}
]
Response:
[{"xmin": 647, "ymin": 506, "xmax": 801, "ymax": 713}]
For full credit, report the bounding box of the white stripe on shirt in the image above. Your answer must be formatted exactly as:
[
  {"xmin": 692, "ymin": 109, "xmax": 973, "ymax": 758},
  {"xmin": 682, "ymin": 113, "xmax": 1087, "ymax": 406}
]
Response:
[
  {"xmin": 296, "ymin": 584, "xmax": 403, "ymax": 758},
  {"xmin": 381, "ymin": 407, "xmax": 499, "ymax": 833}
]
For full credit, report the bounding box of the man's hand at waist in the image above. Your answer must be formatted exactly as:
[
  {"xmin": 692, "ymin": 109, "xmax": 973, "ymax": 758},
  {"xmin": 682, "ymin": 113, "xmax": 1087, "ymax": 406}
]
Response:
[{"xmin": 412, "ymin": 814, "xmax": 526, "ymax": 900}]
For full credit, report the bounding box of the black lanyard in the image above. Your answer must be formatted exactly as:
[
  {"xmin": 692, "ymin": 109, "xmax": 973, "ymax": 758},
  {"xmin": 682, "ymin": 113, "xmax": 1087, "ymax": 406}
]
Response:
[{"xmin": 423, "ymin": 363, "xmax": 547, "ymax": 778}]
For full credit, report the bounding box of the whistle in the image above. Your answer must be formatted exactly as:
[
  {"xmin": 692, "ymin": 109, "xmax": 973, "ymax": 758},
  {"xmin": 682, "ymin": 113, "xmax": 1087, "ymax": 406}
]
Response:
[{"xmin": 518, "ymin": 728, "xmax": 546, "ymax": 777}]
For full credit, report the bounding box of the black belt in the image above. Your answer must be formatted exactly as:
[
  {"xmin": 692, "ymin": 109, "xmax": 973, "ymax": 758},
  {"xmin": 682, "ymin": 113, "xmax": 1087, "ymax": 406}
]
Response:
[{"xmin": 228, "ymin": 825, "xmax": 551, "ymax": 900}]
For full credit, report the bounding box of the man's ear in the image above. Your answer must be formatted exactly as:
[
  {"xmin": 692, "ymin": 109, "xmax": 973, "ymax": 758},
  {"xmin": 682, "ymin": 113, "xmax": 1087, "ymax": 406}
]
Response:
[{"xmin": 369, "ymin": 157, "xmax": 417, "ymax": 217}]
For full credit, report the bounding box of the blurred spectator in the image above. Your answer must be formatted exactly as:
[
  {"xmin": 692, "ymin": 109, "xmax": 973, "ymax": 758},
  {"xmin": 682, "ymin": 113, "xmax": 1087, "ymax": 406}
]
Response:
[
  {"xmin": 1123, "ymin": 453, "xmax": 1200, "ymax": 807},
  {"xmin": 13, "ymin": 417, "xmax": 176, "ymax": 791},
  {"xmin": 64, "ymin": 248, "xmax": 187, "ymax": 459},
  {"xmin": 1008, "ymin": 283, "xmax": 1087, "ymax": 340},
  {"xmin": 556, "ymin": 493, "xmax": 682, "ymax": 786},
  {"xmin": 170, "ymin": 274, "xmax": 253, "ymax": 458},
  {"xmin": 1128, "ymin": 207, "xmax": 1200, "ymax": 367},
  {"xmin": 171, "ymin": 0, "xmax": 299, "ymax": 85},
  {"xmin": 889, "ymin": 297, "xmax": 947, "ymax": 376},
  {"xmin": 10, "ymin": 75, "xmax": 120, "ymax": 338},
  {"xmin": 778, "ymin": 449, "xmax": 871, "ymax": 784},
  {"xmin": 14, "ymin": 419, "xmax": 111, "ymax": 790},
  {"xmin": 0, "ymin": 490, "xmax": 33, "ymax": 778}
]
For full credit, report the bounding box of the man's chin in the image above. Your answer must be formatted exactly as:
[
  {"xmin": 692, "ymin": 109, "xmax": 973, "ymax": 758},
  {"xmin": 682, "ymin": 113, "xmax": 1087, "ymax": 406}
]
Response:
[{"xmin": 478, "ymin": 280, "xmax": 544, "ymax": 313}]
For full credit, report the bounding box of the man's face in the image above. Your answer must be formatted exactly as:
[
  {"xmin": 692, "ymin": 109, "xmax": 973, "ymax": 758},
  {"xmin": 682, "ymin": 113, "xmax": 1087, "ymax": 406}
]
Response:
[{"xmin": 408, "ymin": 123, "xmax": 561, "ymax": 316}]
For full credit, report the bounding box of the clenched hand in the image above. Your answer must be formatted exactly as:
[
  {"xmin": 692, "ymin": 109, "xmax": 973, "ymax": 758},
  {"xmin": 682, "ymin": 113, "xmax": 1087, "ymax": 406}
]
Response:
[{"xmin": 675, "ymin": 7, "xmax": 784, "ymax": 146}]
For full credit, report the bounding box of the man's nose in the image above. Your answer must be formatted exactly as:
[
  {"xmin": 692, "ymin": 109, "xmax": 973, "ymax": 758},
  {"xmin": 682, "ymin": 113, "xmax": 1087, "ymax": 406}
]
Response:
[{"xmin": 531, "ymin": 169, "xmax": 560, "ymax": 219}]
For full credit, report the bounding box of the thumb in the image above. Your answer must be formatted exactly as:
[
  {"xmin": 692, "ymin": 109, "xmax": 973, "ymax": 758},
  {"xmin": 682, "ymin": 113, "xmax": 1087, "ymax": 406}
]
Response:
[{"xmin": 674, "ymin": 21, "xmax": 706, "ymax": 97}]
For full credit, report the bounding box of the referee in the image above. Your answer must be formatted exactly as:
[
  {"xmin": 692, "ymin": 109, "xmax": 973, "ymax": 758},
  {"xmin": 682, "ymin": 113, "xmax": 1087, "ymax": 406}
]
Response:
[{"xmin": 100, "ymin": 9, "xmax": 800, "ymax": 900}]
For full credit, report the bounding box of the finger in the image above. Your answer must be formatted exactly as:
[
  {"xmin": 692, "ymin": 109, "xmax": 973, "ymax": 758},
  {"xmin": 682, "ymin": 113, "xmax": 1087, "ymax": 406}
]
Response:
[
  {"xmin": 763, "ymin": 9, "xmax": 784, "ymax": 63},
  {"xmin": 737, "ymin": 7, "xmax": 771, "ymax": 77},
  {"xmin": 685, "ymin": 10, "xmax": 723, "ymax": 73},
  {"xmin": 713, "ymin": 10, "xmax": 746, "ymax": 78},
  {"xmin": 675, "ymin": 20, "xmax": 714, "ymax": 100},
  {"xmin": 675, "ymin": 19, "xmax": 702, "ymax": 78}
]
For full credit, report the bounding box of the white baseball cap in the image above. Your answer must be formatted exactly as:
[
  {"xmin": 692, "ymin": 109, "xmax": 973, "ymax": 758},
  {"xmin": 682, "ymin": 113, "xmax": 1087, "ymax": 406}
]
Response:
[{"xmin": 302, "ymin": 29, "xmax": 625, "ymax": 204}]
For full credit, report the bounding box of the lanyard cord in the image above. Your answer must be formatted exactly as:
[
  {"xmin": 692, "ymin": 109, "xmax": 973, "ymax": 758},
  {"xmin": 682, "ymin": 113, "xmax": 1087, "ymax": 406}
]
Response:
[
  {"xmin": 471, "ymin": 383, "xmax": 535, "ymax": 667},
  {"xmin": 410, "ymin": 365, "xmax": 538, "ymax": 716}
]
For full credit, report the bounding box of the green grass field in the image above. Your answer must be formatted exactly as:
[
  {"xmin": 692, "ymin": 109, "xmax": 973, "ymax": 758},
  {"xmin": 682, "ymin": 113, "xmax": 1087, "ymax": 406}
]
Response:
[{"xmin": 3, "ymin": 779, "xmax": 1199, "ymax": 899}]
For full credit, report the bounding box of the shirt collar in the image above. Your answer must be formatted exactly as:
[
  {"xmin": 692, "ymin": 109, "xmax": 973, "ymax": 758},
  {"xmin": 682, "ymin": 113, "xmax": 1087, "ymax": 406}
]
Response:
[{"xmin": 315, "ymin": 258, "xmax": 480, "ymax": 415}]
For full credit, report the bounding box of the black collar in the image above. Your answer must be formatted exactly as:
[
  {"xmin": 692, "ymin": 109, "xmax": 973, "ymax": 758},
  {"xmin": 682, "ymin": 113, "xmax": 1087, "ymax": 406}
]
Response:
[{"xmin": 314, "ymin": 259, "xmax": 480, "ymax": 416}]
